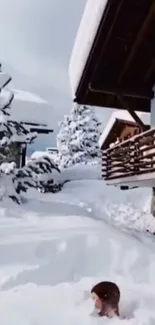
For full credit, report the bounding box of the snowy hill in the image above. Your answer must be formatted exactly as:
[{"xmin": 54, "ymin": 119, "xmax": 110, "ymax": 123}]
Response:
[{"xmin": 0, "ymin": 163, "xmax": 155, "ymax": 324}]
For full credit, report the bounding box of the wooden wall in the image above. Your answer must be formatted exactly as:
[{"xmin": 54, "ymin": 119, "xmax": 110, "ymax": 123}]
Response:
[{"xmin": 119, "ymin": 124, "xmax": 140, "ymax": 142}]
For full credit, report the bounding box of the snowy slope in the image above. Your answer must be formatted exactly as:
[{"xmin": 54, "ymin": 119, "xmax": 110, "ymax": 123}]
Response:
[{"xmin": 0, "ymin": 164, "xmax": 155, "ymax": 324}]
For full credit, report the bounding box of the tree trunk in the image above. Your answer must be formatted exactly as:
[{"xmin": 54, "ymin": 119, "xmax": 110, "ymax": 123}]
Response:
[{"xmin": 151, "ymin": 187, "xmax": 155, "ymax": 217}]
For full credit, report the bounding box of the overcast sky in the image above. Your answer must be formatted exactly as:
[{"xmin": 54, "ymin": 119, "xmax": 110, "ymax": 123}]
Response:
[
  {"xmin": 0, "ymin": 0, "xmax": 87, "ymax": 101},
  {"xmin": 0, "ymin": 0, "xmax": 109, "ymax": 150}
]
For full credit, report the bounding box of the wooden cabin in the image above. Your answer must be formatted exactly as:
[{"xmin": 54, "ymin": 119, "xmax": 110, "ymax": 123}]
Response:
[
  {"xmin": 69, "ymin": 0, "xmax": 155, "ymax": 189},
  {"xmin": 0, "ymin": 122, "xmax": 53, "ymax": 168},
  {"xmin": 99, "ymin": 111, "xmax": 150, "ymax": 150},
  {"xmin": 99, "ymin": 111, "xmax": 150, "ymax": 184}
]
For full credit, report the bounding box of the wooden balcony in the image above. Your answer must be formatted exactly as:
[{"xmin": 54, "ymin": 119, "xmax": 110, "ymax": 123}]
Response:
[{"xmin": 102, "ymin": 128, "xmax": 155, "ymax": 188}]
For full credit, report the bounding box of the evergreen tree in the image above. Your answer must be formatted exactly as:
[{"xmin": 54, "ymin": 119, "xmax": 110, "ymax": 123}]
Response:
[
  {"xmin": 57, "ymin": 114, "xmax": 73, "ymax": 167},
  {"xmin": 0, "ymin": 64, "xmax": 62, "ymax": 203},
  {"xmin": 57, "ymin": 104, "xmax": 102, "ymax": 167},
  {"xmin": 0, "ymin": 65, "xmax": 36, "ymax": 164}
]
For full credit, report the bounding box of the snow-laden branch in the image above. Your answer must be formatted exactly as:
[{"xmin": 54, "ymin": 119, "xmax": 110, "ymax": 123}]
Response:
[
  {"xmin": 0, "ymin": 72, "xmax": 12, "ymax": 91},
  {"xmin": 0, "ymin": 156, "xmax": 62, "ymax": 203}
]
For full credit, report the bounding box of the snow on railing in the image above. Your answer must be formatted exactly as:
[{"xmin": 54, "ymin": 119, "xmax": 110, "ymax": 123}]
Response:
[{"xmin": 102, "ymin": 127, "xmax": 155, "ymax": 181}]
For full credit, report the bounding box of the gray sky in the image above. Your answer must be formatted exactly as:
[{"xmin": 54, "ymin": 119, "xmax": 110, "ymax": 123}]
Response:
[
  {"xmin": 0, "ymin": 0, "xmax": 109, "ymax": 151},
  {"xmin": 0, "ymin": 0, "xmax": 86, "ymax": 99}
]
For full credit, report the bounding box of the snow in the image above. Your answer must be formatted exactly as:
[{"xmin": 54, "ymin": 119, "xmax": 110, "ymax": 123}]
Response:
[
  {"xmin": 0, "ymin": 162, "xmax": 16, "ymax": 174},
  {"xmin": 3, "ymin": 88, "xmax": 48, "ymax": 105},
  {"xmin": 31, "ymin": 151, "xmax": 53, "ymax": 160},
  {"xmin": 0, "ymin": 163, "xmax": 155, "ymax": 324},
  {"xmin": 69, "ymin": 0, "xmax": 108, "ymax": 97},
  {"xmin": 0, "ymin": 72, "xmax": 11, "ymax": 90},
  {"xmin": 99, "ymin": 110, "xmax": 150, "ymax": 149},
  {"xmin": 31, "ymin": 151, "xmax": 59, "ymax": 165},
  {"xmin": 1, "ymin": 88, "xmax": 52, "ymax": 125},
  {"xmin": 57, "ymin": 105, "xmax": 101, "ymax": 167}
]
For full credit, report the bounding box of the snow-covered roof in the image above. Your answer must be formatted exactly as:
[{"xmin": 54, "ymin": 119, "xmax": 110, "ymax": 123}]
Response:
[
  {"xmin": 3, "ymin": 89, "xmax": 48, "ymax": 105},
  {"xmin": 0, "ymin": 72, "xmax": 11, "ymax": 90},
  {"xmin": 69, "ymin": 0, "xmax": 108, "ymax": 97},
  {"xmin": 99, "ymin": 110, "xmax": 150, "ymax": 149},
  {"xmin": 0, "ymin": 89, "xmax": 53, "ymax": 125},
  {"xmin": 31, "ymin": 151, "xmax": 57, "ymax": 160}
]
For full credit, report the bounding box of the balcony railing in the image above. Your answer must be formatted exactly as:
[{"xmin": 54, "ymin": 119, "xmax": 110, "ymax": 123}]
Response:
[{"xmin": 102, "ymin": 128, "xmax": 155, "ymax": 182}]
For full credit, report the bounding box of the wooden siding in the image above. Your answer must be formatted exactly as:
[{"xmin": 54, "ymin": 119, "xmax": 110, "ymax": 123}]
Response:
[{"xmin": 101, "ymin": 128, "xmax": 155, "ymax": 180}]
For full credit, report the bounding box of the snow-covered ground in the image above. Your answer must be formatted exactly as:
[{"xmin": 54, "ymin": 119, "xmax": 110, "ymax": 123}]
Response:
[{"xmin": 0, "ymin": 164, "xmax": 155, "ymax": 324}]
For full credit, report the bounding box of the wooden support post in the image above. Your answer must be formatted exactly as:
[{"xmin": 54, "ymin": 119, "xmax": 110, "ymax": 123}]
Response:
[
  {"xmin": 21, "ymin": 144, "xmax": 27, "ymax": 167},
  {"xmin": 127, "ymin": 110, "xmax": 147, "ymax": 132},
  {"xmin": 117, "ymin": 95, "xmax": 148, "ymax": 132},
  {"xmin": 151, "ymin": 187, "xmax": 155, "ymax": 217}
]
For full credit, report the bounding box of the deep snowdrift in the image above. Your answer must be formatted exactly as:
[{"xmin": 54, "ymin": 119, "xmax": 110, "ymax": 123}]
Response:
[
  {"xmin": 0, "ymin": 163, "xmax": 155, "ymax": 324},
  {"xmin": 0, "ymin": 211, "xmax": 155, "ymax": 324},
  {"xmin": 39, "ymin": 163, "xmax": 153, "ymax": 233}
]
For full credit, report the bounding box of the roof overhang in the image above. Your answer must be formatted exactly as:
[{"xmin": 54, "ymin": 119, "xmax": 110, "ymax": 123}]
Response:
[{"xmin": 69, "ymin": 0, "xmax": 155, "ymax": 112}]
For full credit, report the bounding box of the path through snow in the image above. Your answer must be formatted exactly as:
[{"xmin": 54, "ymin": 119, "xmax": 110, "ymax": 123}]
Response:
[
  {"xmin": 0, "ymin": 166, "xmax": 155, "ymax": 325},
  {"xmin": 0, "ymin": 210, "xmax": 155, "ymax": 324}
]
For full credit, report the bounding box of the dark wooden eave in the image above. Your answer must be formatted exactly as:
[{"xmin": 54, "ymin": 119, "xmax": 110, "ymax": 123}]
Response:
[
  {"xmin": 8, "ymin": 120, "xmax": 53, "ymax": 137},
  {"xmin": 20, "ymin": 121, "xmax": 53, "ymax": 134},
  {"xmin": 30, "ymin": 127, "xmax": 53, "ymax": 134},
  {"xmin": 74, "ymin": 0, "xmax": 155, "ymax": 112}
]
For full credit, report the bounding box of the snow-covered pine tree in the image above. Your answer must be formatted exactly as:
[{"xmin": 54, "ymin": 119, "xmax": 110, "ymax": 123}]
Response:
[
  {"xmin": 12, "ymin": 156, "xmax": 61, "ymax": 199},
  {"xmin": 0, "ymin": 65, "xmax": 62, "ymax": 204},
  {"xmin": 0, "ymin": 65, "xmax": 36, "ymax": 164},
  {"xmin": 57, "ymin": 114, "xmax": 73, "ymax": 167},
  {"xmin": 57, "ymin": 104, "xmax": 102, "ymax": 168}
]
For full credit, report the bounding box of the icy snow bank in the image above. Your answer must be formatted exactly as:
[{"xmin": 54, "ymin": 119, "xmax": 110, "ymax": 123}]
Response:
[
  {"xmin": 40, "ymin": 163, "xmax": 153, "ymax": 234},
  {"xmin": 60, "ymin": 179, "xmax": 154, "ymax": 234},
  {"xmin": 69, "ymin": 0, "xmax": 108, "ymax": 96},
  {"xmin": 60, "ymin": 163, "xmax": 101, "ymax": 182}
]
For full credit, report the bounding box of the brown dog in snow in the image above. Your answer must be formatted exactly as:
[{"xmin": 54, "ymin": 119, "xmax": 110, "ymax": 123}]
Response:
[{"xmin": 91, "ymin": 281, "xmax": 120, "ymax": 318}]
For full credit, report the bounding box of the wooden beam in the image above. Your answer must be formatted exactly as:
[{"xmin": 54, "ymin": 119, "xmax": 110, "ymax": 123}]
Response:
[
  {"xmin": 118, "ymin": 1, "xmax": 155, "ymax": 83},
  {"xmin": 143, "ymin": 58, "xmax": 155, "ymax": 83},
  {"xmin": 126, "ymin": 110, "xmax": 147, "ymax": 131},
  {"xmin": 89, "ymin": 83, "xmax": 153, "ymax": 100},
  {"xmin": 21, "ymin": 144, "xmax": 26, "ymax": 167},
  {"xmin": 118, "ymin": 95, "xmax": 147, "ymax": 131},
  {"xmin": 92, "ymin": 0, "xmax": 124, "ymax": 80},
  {"xmin": 74, "ymin": 94, "xmax": 150, "ymax": 112},
  {"xmin": 30, "ymin": 128, "xmax": 53, "ymax": 134},
  {"xmin": 21, "ymin": 121, "xmax": 47, "ymax": 127}
]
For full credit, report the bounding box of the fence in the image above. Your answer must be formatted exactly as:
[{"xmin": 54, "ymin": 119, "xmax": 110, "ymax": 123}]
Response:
[{"xmin": 102, "ymin": 127, "xmax": 155, "ymax": 180}]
